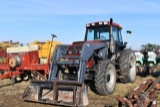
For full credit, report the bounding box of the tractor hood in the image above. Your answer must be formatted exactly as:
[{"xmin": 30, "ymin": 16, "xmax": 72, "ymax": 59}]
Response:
[
  {"xmin": 72, "ymin": 40, "xmax": 103, "ymax": 45},
  {"xmin": 72, "ymin": 41, "xmax": 84, "ymax": 45}
]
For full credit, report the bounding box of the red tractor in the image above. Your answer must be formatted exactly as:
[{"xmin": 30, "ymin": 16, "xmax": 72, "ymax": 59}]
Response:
[{"xmin": 23, "ymin": 18, "xmax": 136, "ymax": 106}]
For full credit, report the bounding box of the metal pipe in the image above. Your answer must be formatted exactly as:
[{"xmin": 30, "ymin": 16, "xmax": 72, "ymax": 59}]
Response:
[{"xmin": 48, "ymin": 34, "xmax": 57, "ymax": 64}]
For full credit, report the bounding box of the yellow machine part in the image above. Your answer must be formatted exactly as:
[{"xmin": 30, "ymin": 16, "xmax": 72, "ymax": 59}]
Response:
[
  {"xmin": 0, "ymin": 40, "xmax": 20, "ymax": 49},
  {"xmin": 29, "ymin": 40, "xmax": 62, "ymax": 59}
]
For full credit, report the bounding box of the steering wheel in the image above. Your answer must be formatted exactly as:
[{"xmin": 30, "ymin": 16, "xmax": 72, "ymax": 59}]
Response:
[{"xmin": 100, "ymin": 35, "xmax": 106, "ymax": 40}]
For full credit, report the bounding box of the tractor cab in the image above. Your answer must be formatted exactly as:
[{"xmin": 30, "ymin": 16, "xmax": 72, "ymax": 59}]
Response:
[{"xmin": 85, "ymin": 21, "xmax": 126, "ymax": 51}]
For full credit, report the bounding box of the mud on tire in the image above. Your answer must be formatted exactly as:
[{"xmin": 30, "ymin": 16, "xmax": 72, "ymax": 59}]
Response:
[
  {"xmin": 94, "ymin": 60, "xmax": 116, "ymax": 95},
  {"xmin": 119, "ymin": 49, "xmax": 136, "ymax": 83}
]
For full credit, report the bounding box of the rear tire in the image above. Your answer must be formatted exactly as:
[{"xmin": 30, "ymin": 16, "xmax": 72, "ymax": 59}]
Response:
[
  {"xmin": 22, "ymin": 72, "xmax": 29, "ymax": 81},
  {"xmin": 119, "ymin": 49, "xmax": 136, "ymax": 83},
  {"xmin": 94, "ymin": 60, "xmax": 116, "ymax": 95}
]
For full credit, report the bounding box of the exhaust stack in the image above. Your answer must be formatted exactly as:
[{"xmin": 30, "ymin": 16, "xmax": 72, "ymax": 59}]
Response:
[{"xmin": 109, "ymin": 18, "xmax": 115, "ymax": 53}]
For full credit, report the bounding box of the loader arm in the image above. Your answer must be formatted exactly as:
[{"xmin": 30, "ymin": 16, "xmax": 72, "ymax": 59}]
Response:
[
  {"xmin": 48, "ymin": 42, "xmax": 106, "ymax": 82},
  {"xmin": 78, "ymin": 43, "xmax": 106, "ymax": 82}
]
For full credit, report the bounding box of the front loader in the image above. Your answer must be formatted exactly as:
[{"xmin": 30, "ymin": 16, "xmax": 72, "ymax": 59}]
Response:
[{"xmin": 22, "ymin": 18, "xmax": 136, "ymax": 106}]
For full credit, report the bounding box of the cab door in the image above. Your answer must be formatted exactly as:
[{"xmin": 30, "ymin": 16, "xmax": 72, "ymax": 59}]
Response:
[{"xmin": 117, "ymin": 29, "xmax": 126, "ymax": 50}]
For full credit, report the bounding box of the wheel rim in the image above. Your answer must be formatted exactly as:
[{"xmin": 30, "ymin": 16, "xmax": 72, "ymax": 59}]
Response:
[
  {"xmin": 23, "ymin": 75, "xmax": 29, "ymax": 80},
  {"xmin": 16, "ymin": 76, "xmax": 21, "ymax": 81},
  {"xmin": 58, "ymin": 70, "xmax": 63, "ymax": 80},
  {"xmin": 106, "ymin": 64, "xmax": 116, "ymax": 90},
  {"xmin": 23, "ymin": 72, "xmax": 29, "ymax": 81},
  {"xmin": 129, "ymin": 54, "xmax": 136, "ymax": 81}
]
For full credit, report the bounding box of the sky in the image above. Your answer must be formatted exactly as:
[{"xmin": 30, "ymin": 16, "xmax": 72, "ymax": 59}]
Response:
[{"xmin": 0, "ymin": 0, "xmax": 160, "ymax": 50}]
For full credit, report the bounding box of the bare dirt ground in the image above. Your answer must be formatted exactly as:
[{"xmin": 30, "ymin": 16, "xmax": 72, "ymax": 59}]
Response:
[{"xmin": 0, "ymin": 71, "xmax": 160, "ymax": 107}]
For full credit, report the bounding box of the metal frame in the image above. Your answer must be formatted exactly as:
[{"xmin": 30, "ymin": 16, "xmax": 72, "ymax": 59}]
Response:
[{"xmin": 48, "ymin": 43, "xmax": 106, "ymax": 82}]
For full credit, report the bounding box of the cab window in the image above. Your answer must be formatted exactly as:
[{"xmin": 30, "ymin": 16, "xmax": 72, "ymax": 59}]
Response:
[
  {"xmin": 112, "ymin": 26, "xmax": 118, "ymax": 41},
  {"xmin": 118, "ymin": 30, "xmax": 123, "ymax": 42}
]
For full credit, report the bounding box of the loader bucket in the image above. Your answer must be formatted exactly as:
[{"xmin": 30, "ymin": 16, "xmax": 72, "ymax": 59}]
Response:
[{"xmin": 22, "ymin": 80, "xmax": 88, "ymax": 107}]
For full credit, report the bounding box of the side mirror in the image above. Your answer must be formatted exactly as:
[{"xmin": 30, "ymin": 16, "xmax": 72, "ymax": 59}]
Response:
[
  {"xmin": 124, "ymin": 42, "xmax": 127, "ymax": 46},
  {"xmin": 126, "ymin": 30, "xmax": 132, "ymax": 34},
  {"xmin": 125, "ymin": 30, "xmax": 132, "ymax": 45}
]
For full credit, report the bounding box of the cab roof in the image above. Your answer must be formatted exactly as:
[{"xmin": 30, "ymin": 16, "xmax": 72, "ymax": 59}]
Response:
[{"xmin": 86, "ymin": 21, "xmax": 122, "ymax": 29}]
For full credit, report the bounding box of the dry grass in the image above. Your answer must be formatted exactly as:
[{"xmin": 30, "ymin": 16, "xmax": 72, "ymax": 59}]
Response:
[
  {"xmin": 0, "ymin": 75, "xmax": 159, "ymax": 107},
  {"xmin": 87, "ymin": 76, "xmax": 159, "ymax": 107}
]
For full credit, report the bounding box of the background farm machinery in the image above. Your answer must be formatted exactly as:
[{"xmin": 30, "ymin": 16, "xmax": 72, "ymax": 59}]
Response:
[
  {"xmin": 29, "ymin": 39, "xmax": 61, "ymax": 63},
  {"xmin": 0, "ymin": 40, "xmax": 20, "ymax": 79},
  {"xmin": 0, "ymin": 36, "xmax": 61, "ymax": 85},
  {"xmin": 0, "ymin": 40, "xmax": 20, "ymax": 64},
  {"xmin": 135, "ymin": 44, "xmax": 160, "ymax": 76}
]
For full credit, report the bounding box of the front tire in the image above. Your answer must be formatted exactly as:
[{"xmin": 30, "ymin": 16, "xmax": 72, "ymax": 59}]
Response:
[{"xmin": 94, "ymin": 60, "xmax": 116, "ymax": 95}]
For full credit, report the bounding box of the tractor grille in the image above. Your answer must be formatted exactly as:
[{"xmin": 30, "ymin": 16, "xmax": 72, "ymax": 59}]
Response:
[
  {"xmin": 56, "ymin": 45, "xmax": 83, "ymax": 65},
  {"xmin": 67, "ymin": 45, "xmax": 82, "ymax": 54}
]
